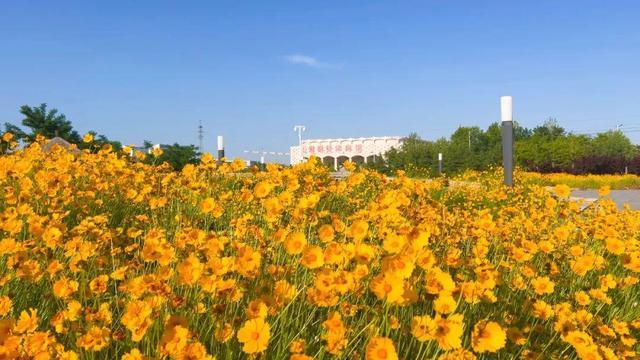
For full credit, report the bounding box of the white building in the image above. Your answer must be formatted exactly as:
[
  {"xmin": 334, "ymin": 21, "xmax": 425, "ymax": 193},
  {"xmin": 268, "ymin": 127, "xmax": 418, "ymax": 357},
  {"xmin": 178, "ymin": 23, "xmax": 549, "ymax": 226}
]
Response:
[{"xmin": 290, "ymin": 136, "xmax": 403, "ymax": 170}]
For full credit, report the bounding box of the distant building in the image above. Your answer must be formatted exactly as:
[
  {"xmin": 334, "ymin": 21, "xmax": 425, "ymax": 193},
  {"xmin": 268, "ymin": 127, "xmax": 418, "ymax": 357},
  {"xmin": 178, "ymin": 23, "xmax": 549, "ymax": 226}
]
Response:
[
  {"xmin": 129, "ymin": 144, "xmax": 169, "ymax": 157},
  {"xmin": 290, "ymin": 136, "xmax": 403, "ymax": 170}
]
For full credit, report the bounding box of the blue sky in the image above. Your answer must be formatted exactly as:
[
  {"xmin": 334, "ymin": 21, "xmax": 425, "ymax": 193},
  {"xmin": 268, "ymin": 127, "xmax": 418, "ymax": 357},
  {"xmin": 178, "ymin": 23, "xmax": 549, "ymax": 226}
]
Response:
[{"xmin": 1, "ymin": 1, "xmax": 639, "ymax": 161}]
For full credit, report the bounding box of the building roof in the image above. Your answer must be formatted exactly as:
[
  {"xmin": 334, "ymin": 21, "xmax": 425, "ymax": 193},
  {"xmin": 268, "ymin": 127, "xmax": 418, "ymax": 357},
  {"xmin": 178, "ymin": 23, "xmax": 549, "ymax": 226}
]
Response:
[
  {"xmin": 41, "ymin": 137, "xmax": 81, "ymax": 155},
  {"xmin": 300, "ymin": 136, "xmax": 403, "ymax": 144}
]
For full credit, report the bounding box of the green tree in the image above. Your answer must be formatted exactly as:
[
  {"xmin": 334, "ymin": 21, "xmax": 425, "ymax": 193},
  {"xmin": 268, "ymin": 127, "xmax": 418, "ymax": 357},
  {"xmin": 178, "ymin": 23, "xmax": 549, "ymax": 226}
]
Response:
[
  {"xmin": 5, "ymin": 103, "xmax": 81, "ymax": 143},
  {"xmin": 145, "ymin": 142, "xmax": 201, "ymax": 170},
  {"xmin": 532, "ymin": 118, "xmax": 565, "ymax": 139},
  {"xmin": 446, "ymin": 127, "xmax": 480, "ymax": 171},
  {"xmin": 381, "ymin": 133, "xmax": 439, "ymax": 176},
  {"xmin": 79, "ymin": 131, "xmax": 122, "ymax": 152},
  {"xmin": 590, "ymin": 131, "xmax": 636, "ymax": 159}
]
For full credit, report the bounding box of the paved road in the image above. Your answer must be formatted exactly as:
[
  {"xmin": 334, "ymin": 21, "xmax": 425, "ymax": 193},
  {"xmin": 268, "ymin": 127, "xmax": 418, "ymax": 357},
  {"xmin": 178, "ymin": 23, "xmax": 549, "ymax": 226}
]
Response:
[{"xmin": 572, "ymin": 189, "xmax": 640, "ymax": 210}]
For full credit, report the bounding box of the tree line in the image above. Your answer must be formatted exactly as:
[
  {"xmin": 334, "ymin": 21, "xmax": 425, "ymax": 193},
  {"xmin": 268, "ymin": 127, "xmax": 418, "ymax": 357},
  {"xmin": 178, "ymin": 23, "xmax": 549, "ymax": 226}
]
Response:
[
  {"xmin": 5, "ymin": 104, "xmax": 638, "ymax": 175},
  {"xmin": 367, "ymin": 119, "xmax": 639, "ymax": 176},
  {"xmin": 3, "ymin": 103, "xmax": 200, "ymax": 170}
]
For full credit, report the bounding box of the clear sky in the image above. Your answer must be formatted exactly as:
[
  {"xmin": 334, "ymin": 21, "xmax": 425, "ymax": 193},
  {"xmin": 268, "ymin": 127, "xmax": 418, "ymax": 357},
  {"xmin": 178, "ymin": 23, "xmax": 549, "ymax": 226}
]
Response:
[{"xmin": 1, "ymin": 1, "xmax": 639, "ymax": 161}]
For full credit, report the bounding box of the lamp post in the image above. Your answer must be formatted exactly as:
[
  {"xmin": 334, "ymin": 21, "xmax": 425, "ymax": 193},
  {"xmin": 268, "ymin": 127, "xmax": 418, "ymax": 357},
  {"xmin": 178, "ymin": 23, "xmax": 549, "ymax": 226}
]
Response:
[
  {"xmin": 293, "ymin": 125, "xmax": 306, "ymax": 147},
  {"xmin": 217, "ymin": 135, "xmax": 225, "ymax": 161},
  {"xmin": 438, "ymin": 153, "xmax": 443, "ymax": 176},
  {"xmin": 501, "ymin": 96, "xmax": 514, "ymax": 186}
]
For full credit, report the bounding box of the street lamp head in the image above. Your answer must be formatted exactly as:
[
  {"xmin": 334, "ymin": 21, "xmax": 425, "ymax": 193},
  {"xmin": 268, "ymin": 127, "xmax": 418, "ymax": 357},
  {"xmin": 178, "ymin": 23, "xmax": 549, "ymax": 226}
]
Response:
[
  {"xmin": 500, "ymin": 96, "xmax": 513, "ymax": 122},
  {"xmin": 217, "ymin": 135, "xmax": 224, "ymax": 151}
]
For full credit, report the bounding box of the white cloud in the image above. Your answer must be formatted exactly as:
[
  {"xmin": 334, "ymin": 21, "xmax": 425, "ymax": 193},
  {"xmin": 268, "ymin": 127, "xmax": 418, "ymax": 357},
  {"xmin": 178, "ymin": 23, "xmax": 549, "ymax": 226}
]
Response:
[{"xmin": 284, "ymin": 54, "xmax": 341, "ymax": 69}]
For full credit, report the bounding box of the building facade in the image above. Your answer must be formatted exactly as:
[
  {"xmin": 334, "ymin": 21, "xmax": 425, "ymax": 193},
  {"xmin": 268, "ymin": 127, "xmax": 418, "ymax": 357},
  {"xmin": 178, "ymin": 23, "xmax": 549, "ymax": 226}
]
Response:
[{"xmin": 290, "ymin": 136, "xmax": 403, "ymax": 169}]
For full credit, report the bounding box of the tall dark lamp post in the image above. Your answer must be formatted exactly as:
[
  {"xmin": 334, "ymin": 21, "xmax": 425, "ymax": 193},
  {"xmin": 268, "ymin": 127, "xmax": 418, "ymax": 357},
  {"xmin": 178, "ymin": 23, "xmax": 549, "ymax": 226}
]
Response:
[
  {"xmin": 217, "ymin": 135, "xmax": 225, "ymax": 161},
  {"xmin": 501, "ymin": 96, "xmax": 514, "ymax": 186}
]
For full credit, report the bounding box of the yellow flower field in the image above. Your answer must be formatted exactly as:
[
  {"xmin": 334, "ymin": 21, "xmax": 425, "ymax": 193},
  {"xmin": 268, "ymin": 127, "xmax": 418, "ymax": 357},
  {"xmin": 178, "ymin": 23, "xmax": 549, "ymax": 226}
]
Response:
[
  {"xmin": 457, "ymin": 169, "xmax": 640, "ymax": 190},
  {"xmin": 520, "ymin": 172, "xmax": 640, "ymax": 190},
  {"xmin": 1, "ymin": 142, "xmax": 639, "ymax": 359}
]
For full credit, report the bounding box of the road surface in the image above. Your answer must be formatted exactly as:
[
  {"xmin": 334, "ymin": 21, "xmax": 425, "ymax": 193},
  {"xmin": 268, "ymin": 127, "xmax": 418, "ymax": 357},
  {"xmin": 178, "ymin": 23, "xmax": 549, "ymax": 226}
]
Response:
[{"xmin": 572, "ymin": 189, "xmax": 640, "ymax": 210}]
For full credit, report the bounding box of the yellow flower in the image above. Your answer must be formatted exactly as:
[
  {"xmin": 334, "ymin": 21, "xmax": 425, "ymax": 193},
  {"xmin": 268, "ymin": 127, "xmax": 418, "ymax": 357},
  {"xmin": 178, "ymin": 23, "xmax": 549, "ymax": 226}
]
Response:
[
  {"xmin": 531, "ymin": 276, "xmax": 555, "ymax": 295},
  {"xmin": 434, "ymin": 314, "xmax": 464, "ymax": 350},
  {"xmin": 471, "ymin": 320, "xmax": 507, "ymax": 353},
  {"xmin": 83, "ymin": 133, "xmax": 94, "ymax": 143},
  {"xmin": 254, "ymin": 181, "xmax": 273, "ymax": 198},
  {"xmin": 89, "ymin": 275, "xmax": 109, "ymax": 294},
  {"xmin": 237, "ymin": 317, "xmax": 271, "ymax": 354},
  {"xmin": 0, "ymin": 296, "xmax": 12, "ymax": 316},
  {"xmin": 342, "ymin": 160, "xmax": 356, "ymax": 171},
  {"xmin": 151, "ymin": 146, "xmax": 163, "ymax": 157},
  {"xmin": 598, "ymin": 185, "xmax": 611, "ymax": 197},
  {"xmin": 199, "ymin": 197, "xmax": 223, "ymax": 217},
  {"xmin": 111, "ymin": 266, "xmax": 128, "ymax": 280},
  {"xmin": 412, "ymin": 315, "xmax": 437, "ymax": 342},
  {"xmin": 532, "ymin": 300, "xmax": 554, "ymax": 320},
  {"xmin": 121, "ymin": 300, "xmax": 153, "ymax": 342},
  {"xmin": 42, "ymin": 227, "xmax": 63, "ymax": 249},
  {"xmin": 348, "ymin": 220, "xmax": 369, "ymax": 241},
  {"xmin": 370, "ymin": 273, "xmax": 404, "ymax": 304},
  {"xmin": 214, "ymin": 322, "xmax": 234, "ymax": 343},
  {"xmin": 14, "ymin": 308, "xmax": 39, "ymax": 334},
  {"xmin": 438, "ymin": 349, "xmax": 477, "ymax": 360},
  {"xmin": 76, "ymin": 325, "xmax": 111, "ymax": 351},
  {"xmin": 425, "ymin": 268, "xmax": 456, "ymax": 295},
  {"xmin": 122, "ymin": 348, "xmax": 145, "ymax": 360},
  {"xmin": 554, "ymin": 184, "xmax": 571, "ymax": 198},
  {"xmin": 177, "ymin": 254, "xmax": 204, "ymax": 285},
  {"xmin": 433, "ymin": 294, "xmax": 457, "ymax": 314},
  {"xmin": 321, "ymin": 311, "xmax": 348, "ymax": 355},
  {"xmin": 571, "ymin": 253, "xmax": 598, "ymax": 276},
  {"xmin": 605, "ymin": 238, "xmax": 625, "ymax": 255},
  {"xmin": 563, "ymin": 330, "xmax": 597, "ymax": 359},
  {"xmin": 507, "ymin": 327, "xmax": 527, "ymax": 346},
  {"xmin": 63, "ymin": 300, "xmax": 82, "ymax": 321},
  {"xmin": 53, "ymin": 277, "xmax": 79, "ymax": 299},
  {"xmin": 201, "ymin": 152, "xmax": 214, "ymax": 164},
  {"xmin": 301, "ymin": 245, "xmax": 324, "ymax": 269},
  {"xmin": 318, "ymin": 224, "xmax": 335, "ymax": 243},
  {"xmin": 23, "ymin": 331, "xmax": 54, "ymax": 357},
  {"xmin": 246, "ymin": 300, "xmax": 268, "ymax": 319},
  {"xmin": 622, "ymin": 252, "xmax": 640, "ymax": 272},
  {"xmin": 284, "ymin": 232, "xmax": 307, "ymax": 255},
  {"xmin": 159, "ymin": 324, "xmax": 189, "ymax": 356},
  {"xmin": 291, "ymin": 354, "xmax": 313, "ymax": 360},
  {"xmin": 365, "ymin": 336, "xmax": 398, "ymax": 360},
  {"xmin": 59, "ymin": 350, "xmax": 80, "ymax": 360},
  {"xmin": 289, "ymin": 339, "xmax": 306, "ymax": 354},
  {"xmin": 231, "ymin": 158, "xmax": 246, "ymax": 170},
  {"xmin": 383, "ymin": 233, "xmax": 406, "ymax": 254}
]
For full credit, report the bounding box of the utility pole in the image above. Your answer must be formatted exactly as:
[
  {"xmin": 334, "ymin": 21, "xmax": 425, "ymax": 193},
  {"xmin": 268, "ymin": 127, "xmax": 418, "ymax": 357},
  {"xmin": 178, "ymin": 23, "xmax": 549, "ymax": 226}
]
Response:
[
  {"xmin": 198, "ymin": 121, "xmax": 204, "ymax": 152},
  {"xmin": 438, "ymin": 153, "xmax": 443, "ymax": 175},
  {"xmin": 501, "ymin": 96, "xmax": 514, "ymax": 186}
]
